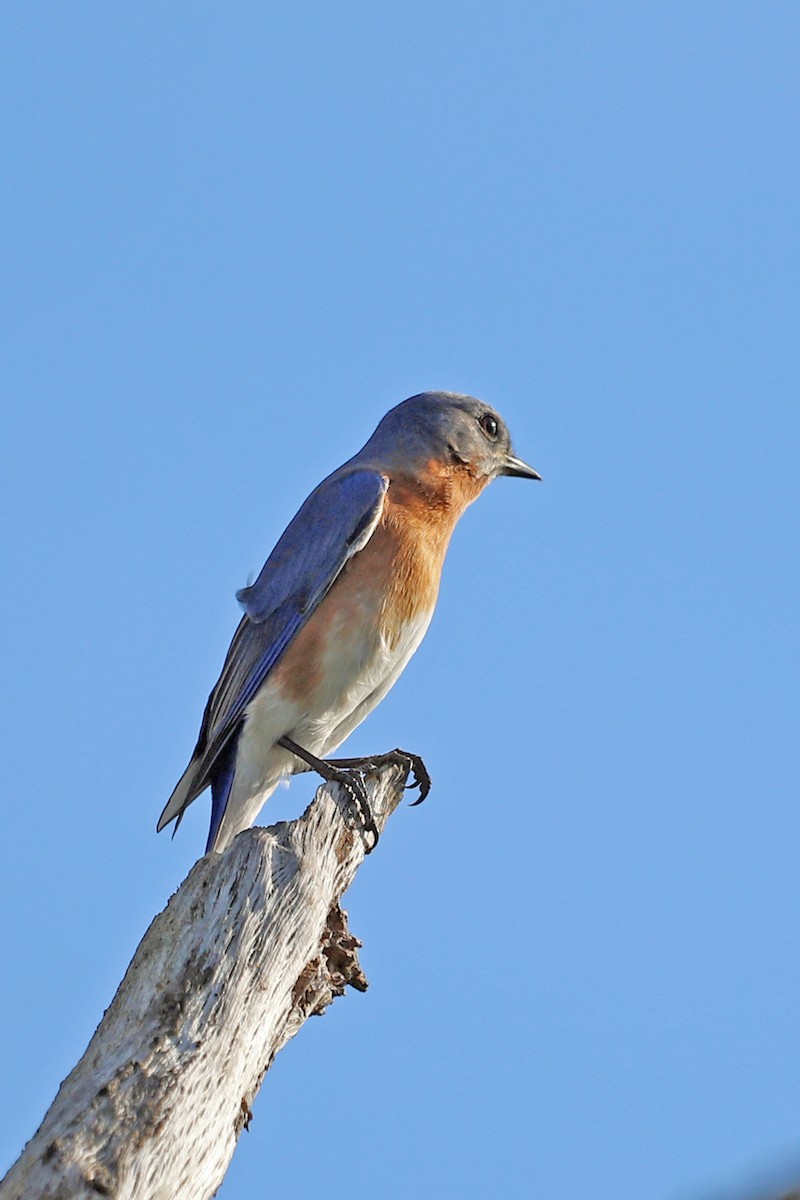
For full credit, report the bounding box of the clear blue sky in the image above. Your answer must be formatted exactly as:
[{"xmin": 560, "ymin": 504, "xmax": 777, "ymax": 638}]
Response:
[{"xmin": 1, "ymin": 4, "xmax": 799, "ymax": 1198}]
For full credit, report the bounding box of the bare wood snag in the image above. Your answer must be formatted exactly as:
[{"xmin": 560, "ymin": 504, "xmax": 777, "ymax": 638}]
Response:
[{"xmin": 1, "ymin": 763, "xmax": 408, "ymax": 1200}]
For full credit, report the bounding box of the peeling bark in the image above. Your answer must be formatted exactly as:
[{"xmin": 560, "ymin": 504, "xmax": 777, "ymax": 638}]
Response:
[{"xmin": 1, "ymin": 763, "xmax": 408, "ymax": 1200}]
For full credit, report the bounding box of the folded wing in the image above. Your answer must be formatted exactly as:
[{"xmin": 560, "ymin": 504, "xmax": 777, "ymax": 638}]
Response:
[{"xmin": 157, "ymin": 468, "xmax": 388, "ymax": 833}]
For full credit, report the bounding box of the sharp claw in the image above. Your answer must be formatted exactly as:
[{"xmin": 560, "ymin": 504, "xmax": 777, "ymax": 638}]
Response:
[
  {"xmin": 338, "ymin": 770, "xmax": 379, "ymax": 852},
  {"xmin": 401, "ymin": 753, "xmax": 430, "ymax": 806}
]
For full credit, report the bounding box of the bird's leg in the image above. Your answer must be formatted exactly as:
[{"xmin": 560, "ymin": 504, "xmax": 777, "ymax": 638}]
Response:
[
  {"xmin": 277, "ymin": 735, "xmax": 380, "ymax": 851},
  {"xmin": 325, "ymin": 749, "xmax": 431, "ymax": 806}
]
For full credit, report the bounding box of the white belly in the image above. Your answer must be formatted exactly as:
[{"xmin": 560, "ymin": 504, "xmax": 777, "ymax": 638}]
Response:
[{"xmin": 215, "ymin": 606, "xmax": 434, "ymax": 850}]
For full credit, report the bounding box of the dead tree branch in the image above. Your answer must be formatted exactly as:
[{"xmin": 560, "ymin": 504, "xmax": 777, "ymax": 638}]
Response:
[{"xmin": 1, "ymin": 762, "xmax": 408, "ymax": 1200}]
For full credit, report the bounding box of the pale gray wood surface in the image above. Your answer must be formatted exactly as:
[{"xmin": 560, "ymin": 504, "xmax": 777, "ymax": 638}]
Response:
[{"xmin": 1, "ymin": 764, "xmax": 407, "ymax": 1200}]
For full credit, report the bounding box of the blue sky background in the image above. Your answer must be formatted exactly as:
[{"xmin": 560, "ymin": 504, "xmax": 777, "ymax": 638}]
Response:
[{"xmin": 1, "ymin": 4, "xmax": 799, "ymax": 1198}]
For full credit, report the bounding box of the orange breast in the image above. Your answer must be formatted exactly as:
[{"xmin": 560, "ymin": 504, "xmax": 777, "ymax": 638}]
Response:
[
  {"xmin": 357, "ymin": 461, "xmax": 492, "ymax": 638},
  {"xmin": 271, "ymin": 461, "xmax": 487, "ymax": 700}
]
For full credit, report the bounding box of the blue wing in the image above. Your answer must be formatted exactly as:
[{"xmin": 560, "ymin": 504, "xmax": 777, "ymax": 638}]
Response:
[{"xmin": 158, "ymin": 467, "xmax": 388, "ymax": 835}]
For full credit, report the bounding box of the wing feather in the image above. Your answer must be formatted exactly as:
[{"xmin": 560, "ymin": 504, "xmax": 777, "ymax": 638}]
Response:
[{"xmin": 157, "ymin": 468, "xmax": 387, "ymax": 831}]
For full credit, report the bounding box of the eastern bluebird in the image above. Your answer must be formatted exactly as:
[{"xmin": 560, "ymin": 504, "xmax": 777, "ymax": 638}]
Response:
[{"xmin": 158, "ymin": 391, "xmax": 539, "ymax": 854}]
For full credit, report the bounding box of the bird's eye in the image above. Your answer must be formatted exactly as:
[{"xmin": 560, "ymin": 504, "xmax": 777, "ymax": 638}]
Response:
[{"xmin": 479, "ymin": 413, "xmax": 499, "ymax": 440}]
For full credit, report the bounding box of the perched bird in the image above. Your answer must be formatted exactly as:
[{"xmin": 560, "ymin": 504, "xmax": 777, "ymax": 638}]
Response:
[{"xmin": 158, "ymin": 391, "xmax": 539, "ymax": 854}]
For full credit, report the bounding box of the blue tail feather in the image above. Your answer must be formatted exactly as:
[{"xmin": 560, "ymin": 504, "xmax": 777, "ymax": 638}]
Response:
[{"xmin": 206, "ymin": 733, "xmax": 239, "ymax": 853}]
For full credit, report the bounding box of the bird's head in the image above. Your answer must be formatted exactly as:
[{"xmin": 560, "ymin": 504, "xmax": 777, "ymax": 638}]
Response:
[{"xmin": 360, "ymin": 391, "xmax": 540, "ymax": 487}]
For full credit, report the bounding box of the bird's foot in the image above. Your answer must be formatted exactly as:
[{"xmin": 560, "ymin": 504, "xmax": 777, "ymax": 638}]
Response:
[
  {"xmin": 326, "ymin": 748, "xmax": 431, "ymax": 806},
  {"xmin": 278, "ymin": 736, "xmax": 379, "ymax": 852}
]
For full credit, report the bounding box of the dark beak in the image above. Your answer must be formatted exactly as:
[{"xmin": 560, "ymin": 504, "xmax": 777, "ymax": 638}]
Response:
[{"xmin": 500, "ymin": 453, "xmax": 542, "ymax": 481}]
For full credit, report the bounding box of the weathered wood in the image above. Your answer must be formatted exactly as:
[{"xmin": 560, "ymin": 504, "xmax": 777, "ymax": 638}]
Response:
[{"xmin": 1, "ymin": 763, "xmax": 408, "ymax": 1200}]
